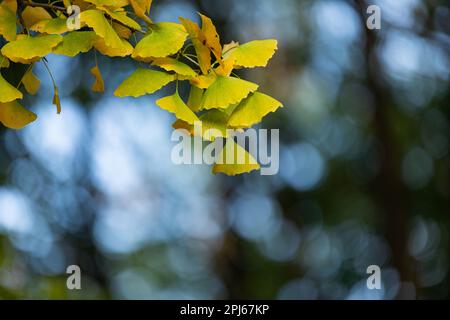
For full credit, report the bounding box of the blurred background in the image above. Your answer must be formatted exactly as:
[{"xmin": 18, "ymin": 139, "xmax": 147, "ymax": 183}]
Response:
[{"xmin": 0, "ymin": 0, "xmax": 449, "ymax": 300}]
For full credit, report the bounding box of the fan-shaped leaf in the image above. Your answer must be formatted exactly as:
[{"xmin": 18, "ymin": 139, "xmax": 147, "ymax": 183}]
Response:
[
  {"xmin": 114, "ymin": 68, "xmax": 174, "ymax": 98},
  {"xmin": 151, "ymin": 57, "xmax": 196, "ymax": 77},
  {"xmin": 1, "ymin": 35, "xmax": 63, "ymax": 63},
  {"xmin": 30, "ymin": 18, "xmax": 69, "ymax": 35},
  {"xmin": 21, "ymin": 6, "xmax": 52, "ymax": 29},
  {"xmin": 80, "ymin": 10, "xmax": 123, "ymax": 49},
  {"xmin": 0, "ymin": 2, "xmax": 17, "ymax": 41},
  {"xmin": 22, "ymin": 68, "xmax": 41, "ymax": 95},
  {"xmin": 132, "ymin": 22, "xmax": 187, "ymax": 59},
  {"xmin": 228, "ymin": 92, "xmax": 283, "ymax": 128},
  {"xmin": 155, "ymin": 92, "xmax": 199, "ymax": 124},
  {"xmin": 0, "ymin": 100, "xmax": 37, "ymax": 129},
  {"xmin": 0, "ymin": 74, "xmax": 23, "ymax": 103},
  {"xmin": 213, "ymin": 139, "xmax": 260, "ymax": 175},
  {"xmin": 53, "ymin": 31, "xmax": 96, "ymax": 56},
  {"xmin": 201, "ymin": 76, "xmax": 258, "ymax": 110},
  {"xmin": 225, "ymin": 39, "xmax": 278, "ymax": 68}
]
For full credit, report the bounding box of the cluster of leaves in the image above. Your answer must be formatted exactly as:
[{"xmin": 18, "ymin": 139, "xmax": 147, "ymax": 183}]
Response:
[{"xmin": 0, "ymin": 0, "xmax": 282, "ymax": 175}]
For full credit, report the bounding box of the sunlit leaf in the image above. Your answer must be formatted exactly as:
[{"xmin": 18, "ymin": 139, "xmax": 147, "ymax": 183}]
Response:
[
  {"xmin": 80, "ymin": 9, "xmax": 123, "ymax": 49},
  {"xmin": 179, "ymin": 17, "xmax": 211, "ymax": 75},
  {"xmin": 0, "ymin": 1, "xmax": 17, "ymax": 41},
  {"xmin": 155, "ymin": 91, "xmax": 199, "ymax": 124},
  {"xmin": 228, "ymin": 92, "xmax": 283, "ymax": 128},
  {"xmin": 224, "ymin": 39, "xmax": 278, "ymax": 68},
  {"xmin": 93, "ymin": 36, "xmax": 133, "ymax": 57},
  {"xmin": 22, "ymin": 67, "xmax": 41, "ymax": 95},
  {"xmin": 199, "ymin": 13, "xmax": 222, "ymax": 62},
  {"xmin": 201, "ymin": 76, "xmax": 258, "ymax": 110},
  {"xmin": 212, "ymin": 139, "xmax": 260, "ymax": 175},
  {"xmin": 1, "ymin": 35, "xmax": 63, "ymax": 64},
  {"xmin": 30, "ymin": 17, "xmax": 69, "ymax": 35},
  {"xmin": 189, "ymin": 72, "xmax": 216, "ymax": 89},
  {"xmin": 114, "ymin": 68, "xmax": 174, "ymax": 97},
  {"xmin": 151, "ymin": 57, "xmax": 196, "ymax": 77},
  {"xmin": 53, "ymin": 31, "xmax": 96, "ymax": 57},
  {"xmin": 21, "ymin": 6, "xmax": 52, "ymax": 29},
  {"xmin": 0, "ymin": 100, "xmax": 37, "ymax": 129},
  {"xmin": 0, "ymin": 73, "xmax": 23, "ymax": 103},
  {"xmin": 132, "ymin": 22, "xmax": 187, "ymax": 59},
  {"xmin": 129, "ymin": 0, "xmax": 152, "ymax": 24},
  {"xmin": 90, "ymin": 65, "xmax": 105, "ymax": 93},
  {"xmin": 98, "ymin": 7, "xmax": 141, "ymax": 31}
]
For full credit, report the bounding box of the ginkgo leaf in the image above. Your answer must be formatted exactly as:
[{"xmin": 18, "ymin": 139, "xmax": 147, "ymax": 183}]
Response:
[
  {"xmin": 223, "ymin": 41, "xmax": 239, "ymax": 54},
  {"xmin": 22, "ymin": 68, "xmax": 41, "ymax": 95},
  {"xmin": 30, "ymin": 18, "xmax": 69, "ymax": 35},
  {"xmin": 215, "ymin": 56, "xmax": 235, "ymax": 77},
  {"xmin": 53, "ymin": 31, "xmax": 96, "ymax": 57},
  {"xmin": 129, "ymin": 0, "xmax": 152, "ymax": 24},
  {"xmin": 53, "ymin": 86, "xmax": 62, "ymax": 114},
  {"xmin": 228, "ymin": 92, "xmax": 283, "ymax": 128},
  {"xmin": 1, "ymin": 35, "xmax": 63, "ymax": 63},
  {"xmin": 189, "ymin": 72, "xmax": 216, "ymax": 89},
  {"xmin": 93, "ymin": 36, "xmax": 133, "ymax": 57},
  {"xmin": 21, "ymin": 6, "xmax": 52, "ymax": 29},
  {"xmin": 0, "ymin": 2, "xmax": 17, "ymax": 41},
  {"xmin": 187, "ymin": 85, "xmax": 204, "ymax": 112},
  {"xmin": 201, "ymin": 76, "xmax": 258, "ymax": 110},
  {"xmin": 155, "ymin": 91, "xmax": 199, "ymax": 124},
  {"xmin": 90, "ymin": 65, "xmax": 105, "ymax": 93},
  {"xmin": 151, "ymin": 57, "xmax": 196, "ymax": 77},
  {"xmin": 0, "ymin": 73, "xmax": 23, "ymax": 103},
  {"xmin": 213, "ymin": 139, "xmax": 260, "ymax": 175},
  {"xmin": 179, "ymin": 17, "xmax": 211, "ymax": 75},
  {"xmin": 132, "ymin": 22, "xmax": 187, "ymax": 59},
  {"xmin": 171, "ymin": 109, "xmax": 228, "ymax": 141},
  {"xmin": 0, "ymin": 100, "xmax": 37, "ymax": 129},
  {"xmin": 113, "ymin": 22, "xmax": 132, "ymax": 39},
  {"xmin": 98, "ymin": 7, "xmax": 141, "ymax": 31},
  {"xmin": 199, "ymin": 13, "xmax": 222, "ymax": 62},
  {"xmin": 225, "ymin": 39, "xmax": 278, "ymax": 68},
  {"xmin": 114, "ymin": 68, "xmax": 174, "ymax": 98},
  {"xmin": 80, "ymin": 10, "xmax": 123, "ymax": 49}
]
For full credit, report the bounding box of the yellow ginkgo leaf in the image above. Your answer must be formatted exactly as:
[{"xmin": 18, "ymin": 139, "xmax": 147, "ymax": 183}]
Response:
[
  {"xmin": 228, "ymin": 92, "xmax": 283, "ymax": 128},
  {"xmin": 215, "ymin": 56, "xmax": 235, "ymax": 77},
  {"xmin": 0, "ymin": 73, "xmax": 23, "ymax": 103},
  {"xmin": 113, "ymin": 22, "xmax": 132, "ymax": 39},
  {"xmin": 151, "ymin": 57, "xmax": 196, "ymax": 77},
  {"xmin": 90, "ymin": 65, "xmax": 105, "ymax": 93},
  {"xmin": 98, "ymin": 7, "xmax": 141, "ymax": 31},
  {"xmin": 199, "ymin": 13, "xmax": 222, "ymax": 62},
  {"xmin": 179, "ymin": 17, "xmax": 211, "ymax": 75},
  {"xmin": 132, "ymin": 22, "xmax": 187, "ymax": 59},
  {"xmin": 114, "ymin": 68, "xmax": 174, "ymax": 98},
  {"xmin": 93, "ymin": 36, "xmax": 133, "ymax": 57},
  {"xmin": 225, "ymin": 39, "xmax": 278, "ymax": 68},
  {"xmin": 53, "ymin": 31, "xmax": 96, "ymax": 57},
  {"xmin": 0, "ymin": 2, "xmax": 17, "ymax": 41},
  {"xmin": 213, "ymin": 139, "xmax": 260, "ymax": 176},
  {"xmin": 189, "ymin": 72, "xmax": 216, "ymax": 89},
  {"xmin": 201, "ymin": 76, "xmax": 258, "ymax": 110},
  {"xmin": 129, "ymin": 0, "xmax": 152, "ymax": 24},
  {"xmin": 223, "ymin": 41, "xmax": 239, "ymax": 55},
  {"xmin": 30, "ymin": 18, "xmax": 69, "ymax": 35},
  {"xmin": 21, "ymin": 6, "xmax": 52, "ymax": 29},
  {"xmin": 22, "ymin": 68, "xmax": 41, "ymax": 95},
  {"xmin": 80, "ymin": 10, "xmax": 123, "ymax": 49},
  {"xmin": 1, "ymin": 35, "xmax": 63, "ymax": 63},
  {"xmin": 0, "ymin": 100, "xmax": 37, "ymax": 129},
  {"xmin": 171, "ymin": 109, "xmax": 228, "ymax": 141},
  {"xmin": 187, "ymin": 85, "xmax": 204, "ymax": 112},
  {"xmin": 155, "ymin": 91, "xmax": 199, "ymax": 124},
  {"xmin": 53, "ymin": 86, "xmax": 62, "ymax": 114}
]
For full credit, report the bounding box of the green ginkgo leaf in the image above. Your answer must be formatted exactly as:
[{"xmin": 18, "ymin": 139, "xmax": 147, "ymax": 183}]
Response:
[
  {"xmin": 0, "ymin": 2, "xmax": 17, "ymax": 41},
  {"xmin": 225, "ymin": 39, "xmax": 278, "ymax": 68},
  {"xmin": 213, "ymin": 139, "xmax": 260, "ymax": 176},
  {"xmin": 1, "ymin": 35, "xmax": 63, "ymax": 63},
  {"xmin": 0, "ymin": 74, "xmax": 23, "ymax": 103},
  {"xmin": 53, "ymin": 31, "xmax": 97, "ymax": 57},
  {"xmin": 114, "ymin": 68, "xmax": 174, "ymax": 97},
  {"xmin": 132, "ymin": 22, "xmax": 187, "ymax": 59},
  {"xmin": 201, "ymin": 76, "xmax": 258, "ymax": 110},
  {"xmin": 0, "ymin": 100, "xmax": 37, "ymax": 129},
  {"xmin": 80, "ymin": 9, "xmax": 123, "ymax": 49},
  {"xmin": 155, "ymin": 91, "xmax": 199, "ymax": 124},
  {"xmin": 187, "ymin": 85, "xmax": 204, "ymax": 112},
  {"xmin": 30, "ymin": 17, "xmax": 69, "ymax": 35},
  {"xmin": 228, "ymin": 92, "xmax": 283, "ymax": 128},
  {"xmin": 93, "ymin": 36, "xmax": 133, "ymax": 57},
  {"xmin": 151, "ymin": 57, "xmax": 196, "ymax": 77}
]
